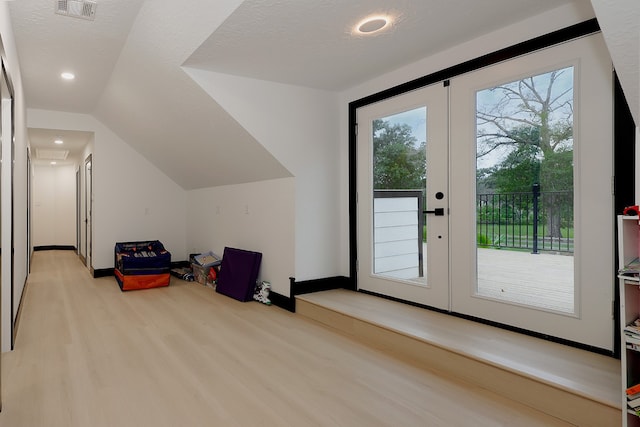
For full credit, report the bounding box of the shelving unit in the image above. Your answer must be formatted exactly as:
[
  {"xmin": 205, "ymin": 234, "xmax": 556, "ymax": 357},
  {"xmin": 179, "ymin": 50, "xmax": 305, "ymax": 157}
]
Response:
[{"xmin": 618, "ymin": 215, "xmax": 640, "ymax": 427}]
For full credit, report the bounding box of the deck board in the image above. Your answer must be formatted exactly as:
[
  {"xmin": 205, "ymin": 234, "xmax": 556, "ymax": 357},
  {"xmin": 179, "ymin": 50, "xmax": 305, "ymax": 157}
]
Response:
[{"xmin": 477, "ymin": 248, "xmax": 574, "ymax": 312}]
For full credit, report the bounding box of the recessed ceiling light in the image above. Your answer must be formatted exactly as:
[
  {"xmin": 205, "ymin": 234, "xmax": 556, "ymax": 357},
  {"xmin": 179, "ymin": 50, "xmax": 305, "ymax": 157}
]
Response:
[
  {"xmin": 50, "ymin": 161, "xmax": 57, "ymax": 165},
  {"xmin": 61, "ymin": 72, "xmax": 75, "ymax": 80},
  {"xmin": 54, "ymin": 139, "xmax": 63, "ymax": 145},
  {"xmin": 355, "ymin": 15, "xmax": 392, "ymax": 34}
]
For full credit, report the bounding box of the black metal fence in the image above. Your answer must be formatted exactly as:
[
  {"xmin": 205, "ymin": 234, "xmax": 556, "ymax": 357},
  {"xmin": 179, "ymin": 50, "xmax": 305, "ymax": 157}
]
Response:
[
  {"xmin": 476, "ymin": 184, "xmax": 573, "ymax": 254},
  {"xmin": 373, "ymin": 186, "xmax": 573, "ymax": 255}
]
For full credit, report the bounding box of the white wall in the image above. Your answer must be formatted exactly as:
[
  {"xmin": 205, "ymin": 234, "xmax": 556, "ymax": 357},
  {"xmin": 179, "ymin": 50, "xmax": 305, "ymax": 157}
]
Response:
[
  {"xmin": 185, "ymin": 70, "xmax": 341, "ymax": 287},
  {"xmin": 27, "ymin": 109, "xmax": 188, "ymax": 270},
  {"xmin": 33, "ymin": 164, "xmax": 76, "ymax": 247},
  {"xmin": 0, "ymin": 1, "xmax": 29, "ymax": 352},
  {"xmin": 187, "ymin": 177, "xmax": 295, "ymax": 296},
  {"xmin": 337, "ymin": 2, "xmax": 597, "ymax": 275}
]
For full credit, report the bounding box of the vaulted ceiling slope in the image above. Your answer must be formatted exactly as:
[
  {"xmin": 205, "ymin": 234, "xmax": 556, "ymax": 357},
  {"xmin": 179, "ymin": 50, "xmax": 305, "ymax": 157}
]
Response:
[
  {"xmin": 92, "ymin": 0, "xmax": 291, "ymax": 190},
  {"xmin": 8, "ymin": 1, "xmax": 640, "ymax": 191}
]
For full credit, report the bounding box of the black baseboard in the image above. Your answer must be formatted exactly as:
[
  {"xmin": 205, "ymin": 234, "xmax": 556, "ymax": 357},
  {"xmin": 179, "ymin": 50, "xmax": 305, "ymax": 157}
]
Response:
[
  {"xmin": 291, "ymin": 275, "xmax": 351, "ymax": 296},
  {"xmin": 34, "ymin": 245, "xmax": 76, "ymax": 251},
  {"xmin": 269, "ymin": 291, "xmax": 295, "ymax": 312},
  {"xmin": 171, "ymin": 260, "xmax": 191, "ymax": 268},
  {"xmin": 269, "ymin": 275, "xmax": 352, "ymax": 313},
  {"xmin": 93, "ymin": 268, "xmax": 114, "ymax": 278}
]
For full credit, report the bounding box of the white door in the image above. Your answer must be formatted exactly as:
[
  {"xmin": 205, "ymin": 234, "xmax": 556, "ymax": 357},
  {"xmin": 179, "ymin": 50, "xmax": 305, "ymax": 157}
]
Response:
[
  {"xmin": 356, "ymin": 33, "xmax": 614, "ymax": 350},
  {"xmin": 449, "ymin": 34, "xmax": 614, "ymax": 350},
  {"xmin": 357, "ymin": 83, "xmax": 449, "ymax": 309}
]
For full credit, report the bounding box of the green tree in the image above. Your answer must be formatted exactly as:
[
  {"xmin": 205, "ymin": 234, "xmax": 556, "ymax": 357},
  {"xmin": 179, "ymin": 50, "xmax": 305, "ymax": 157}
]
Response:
[
  {"xmin": 476, "ymin": 68, "xmax": 574, "ymax": 238},
  {"xmin": 373, "ymin": 119, "xmax": 425, "ymax": 190},
  {"xmin": 490, "ymin": 138, "xmax": 541, "ymax": 193},
  {"xmin": 476, "ymin": 167, "xmax": 497, "ymax": 194}
]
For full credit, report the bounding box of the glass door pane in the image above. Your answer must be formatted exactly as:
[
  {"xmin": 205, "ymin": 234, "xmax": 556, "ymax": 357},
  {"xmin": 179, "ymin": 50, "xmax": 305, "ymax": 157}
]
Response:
[
  {"xmin": 372, "ymin": 108, "xmax": 426, "ymax": 282},
  {"xmin": 475, "ymin": 66, "xmax": 575, "ymax": 313}
]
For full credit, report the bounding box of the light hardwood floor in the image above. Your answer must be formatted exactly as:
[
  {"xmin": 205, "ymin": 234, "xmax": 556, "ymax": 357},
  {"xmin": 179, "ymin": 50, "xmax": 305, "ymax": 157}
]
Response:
[{"xmin": 1, "ymin": 250, "xmax": 578, "ymax": 427}]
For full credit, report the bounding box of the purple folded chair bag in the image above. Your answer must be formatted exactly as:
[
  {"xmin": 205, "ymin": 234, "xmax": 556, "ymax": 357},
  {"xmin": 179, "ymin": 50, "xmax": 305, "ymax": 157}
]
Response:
[{"xmin": 216, "ymin": 247, "xmax": 262, "ymax": 302}]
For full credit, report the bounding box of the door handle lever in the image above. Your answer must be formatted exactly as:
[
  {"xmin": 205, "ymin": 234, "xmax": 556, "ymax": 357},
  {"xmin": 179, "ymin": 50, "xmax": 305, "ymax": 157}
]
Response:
[{"xmin": 423, "ymin": 208, "xmax": 445, "ymax": 216}]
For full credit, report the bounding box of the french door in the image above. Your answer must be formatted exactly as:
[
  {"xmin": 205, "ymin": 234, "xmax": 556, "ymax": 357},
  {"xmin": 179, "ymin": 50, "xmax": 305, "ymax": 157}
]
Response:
[
  {"xmin": 357, "ymin": 83, "xmax": 449, "ymax": 308},
  {"xmin": 356, "ymin": 33, "xmax": 614, "ymax": 350}
]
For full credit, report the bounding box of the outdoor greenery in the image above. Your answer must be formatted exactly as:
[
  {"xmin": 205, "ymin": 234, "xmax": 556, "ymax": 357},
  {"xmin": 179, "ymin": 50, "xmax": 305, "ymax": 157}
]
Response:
[{"xmin": 372, "ymin": 119, "xmax": 425, "ymax": 190}]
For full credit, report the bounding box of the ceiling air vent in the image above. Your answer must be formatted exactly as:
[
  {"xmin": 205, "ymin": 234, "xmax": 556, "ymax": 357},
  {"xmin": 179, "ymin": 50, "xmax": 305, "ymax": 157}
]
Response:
[
  {"xmin": 36, "ymin": 149, "xmax": 69, "ymax": 161},
  {"xmin": 55, "ymin": 0, "xmax": 97, "ymax": 21}
]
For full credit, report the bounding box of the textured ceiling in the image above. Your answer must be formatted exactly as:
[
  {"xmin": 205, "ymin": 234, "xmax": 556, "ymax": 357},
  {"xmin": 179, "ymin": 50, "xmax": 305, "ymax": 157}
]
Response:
[
  {"xmin": 9, "ymin": 0, "xmax": 144, "ymax": 112},
  {"xmin": 184, "ymin": 0, "xmax": 576, "ymax": 90}
]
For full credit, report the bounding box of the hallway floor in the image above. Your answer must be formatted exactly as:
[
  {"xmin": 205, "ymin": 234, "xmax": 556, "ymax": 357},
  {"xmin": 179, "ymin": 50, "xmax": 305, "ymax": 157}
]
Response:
[{"xmin": 1, "ymin": 250, "xmax": 579, "ymax": 426}]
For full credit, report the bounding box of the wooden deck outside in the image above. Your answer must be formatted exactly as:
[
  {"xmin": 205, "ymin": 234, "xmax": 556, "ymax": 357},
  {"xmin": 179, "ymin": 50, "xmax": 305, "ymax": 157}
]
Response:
[
  {"xmin": 477, "ymin": 248, "xmax": 574, "ymax": 313},
  {"xmin": 402, "ymin": 246, "xmax": 575, "ymax": 313}
]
